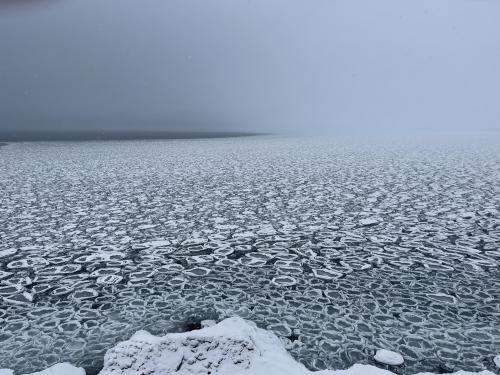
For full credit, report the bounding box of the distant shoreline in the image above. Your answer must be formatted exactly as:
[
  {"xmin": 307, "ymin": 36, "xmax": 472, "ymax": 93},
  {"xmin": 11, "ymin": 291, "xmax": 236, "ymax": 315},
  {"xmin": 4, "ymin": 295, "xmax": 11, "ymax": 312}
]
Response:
[{"xmin": 0, "ymin": 131, "xmax": 264, "ymax": 142}]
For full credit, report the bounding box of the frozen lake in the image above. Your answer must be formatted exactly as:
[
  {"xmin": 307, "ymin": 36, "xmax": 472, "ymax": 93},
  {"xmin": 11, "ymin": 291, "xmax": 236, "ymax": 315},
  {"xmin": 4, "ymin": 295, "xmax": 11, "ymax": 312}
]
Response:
[{"xmin": 0, "ymin": 135, "xmax": 499, "ymax": 374}]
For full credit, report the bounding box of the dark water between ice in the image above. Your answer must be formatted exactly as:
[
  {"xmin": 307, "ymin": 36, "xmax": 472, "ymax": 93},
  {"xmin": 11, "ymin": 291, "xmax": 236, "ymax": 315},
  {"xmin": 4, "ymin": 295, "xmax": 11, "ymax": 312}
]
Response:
[{"xmin": 0, "ymin": 135, "xmax": 499, "ymax": 374}]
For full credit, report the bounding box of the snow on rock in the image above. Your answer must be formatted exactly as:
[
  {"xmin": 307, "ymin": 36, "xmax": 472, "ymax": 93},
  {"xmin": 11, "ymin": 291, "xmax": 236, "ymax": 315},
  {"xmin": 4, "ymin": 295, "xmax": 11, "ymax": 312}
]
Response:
[
  {"xmin": 0, "ymin": 363, "xmax": 84, "ymax": 375},
  {"xmin": 374, "ymin": 349, "xmax": 404, "ymax": 366},
  {"xmin": 24, "ymin": 363, "xmax": 85, "ymax": 375},
  {"xmin": 99, "ymin": 316, "xmax": 308, "ymax": 375}
]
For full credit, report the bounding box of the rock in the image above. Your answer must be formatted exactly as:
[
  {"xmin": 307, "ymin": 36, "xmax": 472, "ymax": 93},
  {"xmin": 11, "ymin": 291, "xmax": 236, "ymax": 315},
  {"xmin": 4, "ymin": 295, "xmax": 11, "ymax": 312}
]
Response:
[
  {"xmin": 98, "ymin": 317, "xmax": 309, "ymax": 375},
  {"xmin": 374, "ymin": 349, "xmax": 404, "ymax": 366}
]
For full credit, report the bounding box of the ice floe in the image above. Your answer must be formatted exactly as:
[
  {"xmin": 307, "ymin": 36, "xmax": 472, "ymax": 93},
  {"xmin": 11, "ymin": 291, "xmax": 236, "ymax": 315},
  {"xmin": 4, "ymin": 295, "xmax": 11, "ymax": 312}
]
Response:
[
  {"xmin": 374, "ymin": 349, "xmax": 404, "ymax": 366},
  {"xmin": 359, "ymin": 218, "xmax": 382, "ymax": 227}
]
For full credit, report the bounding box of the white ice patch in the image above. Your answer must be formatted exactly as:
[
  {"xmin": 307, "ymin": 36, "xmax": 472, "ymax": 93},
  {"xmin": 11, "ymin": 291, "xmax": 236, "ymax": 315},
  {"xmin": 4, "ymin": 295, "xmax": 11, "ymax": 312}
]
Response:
[
  {"xmin": 359, "ymin": 217, "xmax": 382, "ymax": 226},
  {"xmin": 0, "ymin": 249, "xmax": 17, "ymax": 258},
  {"xmin": 23, "ymin": 363, "xmax": 85, "ymax": 375},
  {"xmin": 137, "ymin": 224, "xmax": 157, "ymax": 230},
  {"xmin": 138, "ymin": 240, "xmax": 171, "ymax": 248},
  {"xmin": 374, "ymin": 349, "xmax": 404, "ymax": 366}
]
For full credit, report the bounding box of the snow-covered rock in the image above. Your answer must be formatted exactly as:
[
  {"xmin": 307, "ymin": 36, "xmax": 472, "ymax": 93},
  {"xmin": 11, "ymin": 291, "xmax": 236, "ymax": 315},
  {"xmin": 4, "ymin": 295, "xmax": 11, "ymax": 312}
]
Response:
[
  {"xmin": 0, "ymin": 363, "xmax": 84, "ymax": 375},
  {"xmin": 24, "ymin": 363, "xmax": 85, "ymax": 375},
  {"xmin": 99, "ymin": 317, "xmax": 308, "ymax": 375},
  {"xmin": 374, "ymin": 349, "xmax": 404, "ymax": 366}
]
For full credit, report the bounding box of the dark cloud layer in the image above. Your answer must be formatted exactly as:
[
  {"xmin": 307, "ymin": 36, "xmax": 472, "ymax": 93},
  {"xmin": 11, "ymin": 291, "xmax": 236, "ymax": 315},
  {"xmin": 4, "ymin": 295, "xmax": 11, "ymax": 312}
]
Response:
[{"xmin": 0, "ymin": 0, "xmax": 499, "ymax": 136}]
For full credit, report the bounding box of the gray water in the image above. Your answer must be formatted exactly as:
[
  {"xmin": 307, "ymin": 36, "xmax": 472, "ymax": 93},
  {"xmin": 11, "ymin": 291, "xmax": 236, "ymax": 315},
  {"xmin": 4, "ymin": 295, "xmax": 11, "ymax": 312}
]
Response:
[{"xmin": 0, "ymin": 135, "xmax": 499, "ymax": 374}]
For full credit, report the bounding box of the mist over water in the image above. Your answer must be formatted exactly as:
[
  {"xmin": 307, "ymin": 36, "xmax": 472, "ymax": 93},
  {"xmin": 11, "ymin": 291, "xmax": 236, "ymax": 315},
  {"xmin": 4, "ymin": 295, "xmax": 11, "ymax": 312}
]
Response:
[{"xmin": 1, "ymin": 0, "xmax": 500, "ymax": 138}]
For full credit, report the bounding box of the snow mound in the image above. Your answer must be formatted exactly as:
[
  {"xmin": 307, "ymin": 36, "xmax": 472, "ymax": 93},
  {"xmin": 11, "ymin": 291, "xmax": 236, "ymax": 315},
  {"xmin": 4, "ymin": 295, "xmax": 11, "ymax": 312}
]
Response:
[
  {"xmin": 0, "ymin": 363, "xmax": 84, "ymax": 375},
  {"xmin": 24, "ymin": 363, "xmax": 85, "ymax": 375},
  {"xmin": 374, "ymin": 349, "xmax": 404, "ymax": 366},
  {"xmin": 99, "ymin": 317, "xmax": 307, "ymax": 375}
]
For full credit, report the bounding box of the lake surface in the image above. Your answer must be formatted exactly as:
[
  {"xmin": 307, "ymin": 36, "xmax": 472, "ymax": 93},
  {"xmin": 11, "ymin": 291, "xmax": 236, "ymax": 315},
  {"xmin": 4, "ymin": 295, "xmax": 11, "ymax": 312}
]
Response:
[{"xmin": 0, "ymin": 135, "xmax": 499, "ymax": 374}]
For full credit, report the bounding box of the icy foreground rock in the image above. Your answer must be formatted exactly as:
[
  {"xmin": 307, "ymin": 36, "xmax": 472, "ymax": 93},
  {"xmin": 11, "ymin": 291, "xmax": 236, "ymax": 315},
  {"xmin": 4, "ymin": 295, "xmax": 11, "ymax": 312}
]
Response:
[
  {"xmin": 18, "ymin": 363, "xmax": 85, "ymax": 375},
  {"xmin": 99, "ymin": 316, "xmax": 304, "ymax": 375},
  {"xmin": 97, "ymin": 317, "xmax": 494, "ymax": 375}
]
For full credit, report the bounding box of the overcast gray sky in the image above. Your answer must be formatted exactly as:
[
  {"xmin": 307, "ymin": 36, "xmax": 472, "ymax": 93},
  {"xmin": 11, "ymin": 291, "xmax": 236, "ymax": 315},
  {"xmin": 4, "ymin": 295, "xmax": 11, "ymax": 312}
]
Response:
[{"xmin": 0, "ymin": 0, "xmax": 499, "ymax": 135}]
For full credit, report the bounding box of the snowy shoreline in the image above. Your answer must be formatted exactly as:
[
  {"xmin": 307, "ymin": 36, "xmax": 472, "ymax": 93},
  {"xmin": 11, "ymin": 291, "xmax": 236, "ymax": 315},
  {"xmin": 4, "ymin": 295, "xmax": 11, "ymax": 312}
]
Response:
[{"xmin": 3, "ymin": 317, "xmax": 498, "ymax": 375}]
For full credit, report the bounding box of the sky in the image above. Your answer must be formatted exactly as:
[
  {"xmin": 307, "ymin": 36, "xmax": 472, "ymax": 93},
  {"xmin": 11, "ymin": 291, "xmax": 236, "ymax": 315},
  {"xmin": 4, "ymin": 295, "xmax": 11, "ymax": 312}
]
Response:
[{"xmin": 0, "ymin": 0, "xmax": 499, "ymax": 136}]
